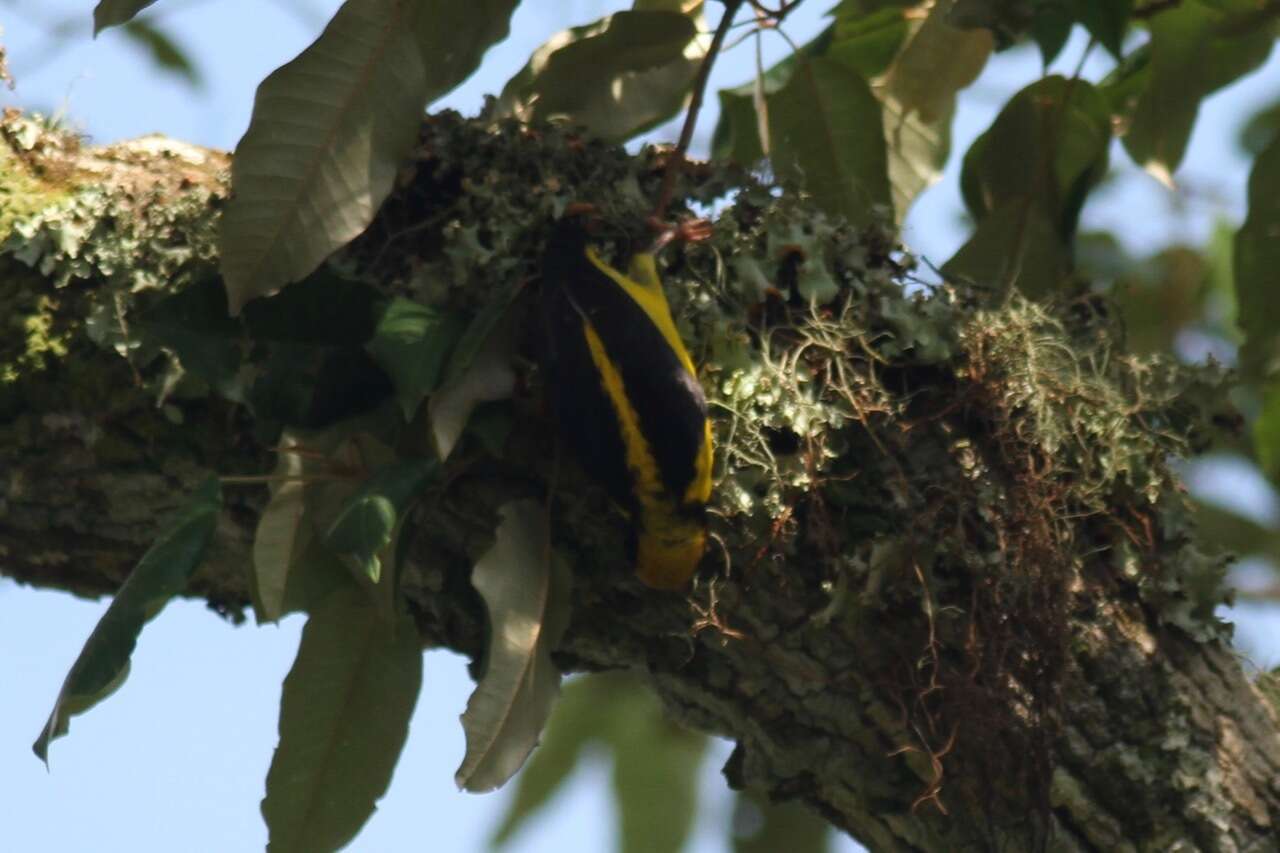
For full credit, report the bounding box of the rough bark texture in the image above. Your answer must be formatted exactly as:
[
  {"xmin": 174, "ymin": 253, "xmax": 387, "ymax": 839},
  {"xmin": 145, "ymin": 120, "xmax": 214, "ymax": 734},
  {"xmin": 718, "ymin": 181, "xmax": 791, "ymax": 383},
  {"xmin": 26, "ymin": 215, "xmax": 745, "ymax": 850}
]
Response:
[{"xmin": 3, "ymin": 112, "xmax": 1279, "ymax": 851}]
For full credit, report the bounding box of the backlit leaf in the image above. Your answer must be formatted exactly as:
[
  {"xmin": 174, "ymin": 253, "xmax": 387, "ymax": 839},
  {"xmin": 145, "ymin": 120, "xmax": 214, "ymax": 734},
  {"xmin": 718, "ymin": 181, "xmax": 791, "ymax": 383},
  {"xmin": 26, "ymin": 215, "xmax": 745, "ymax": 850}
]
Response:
[
  {"xmin": 456, "ymin": 500, "xmax": 572, "ymax": 793},
  {"xmin": 495, "ymin": 9, "xmax": 702, "ymax": 143},
  {"xmin": 946, "ymin": 75, "xmax": 1110, "ymax": 295},
  {"xmin": 1121, "ymin": 0, "xmax": 1276, "ymax": 179},
  {"xmin": 611, "ymin": 690, "xmax": 706, "ymax": 853},
  {"xmin": 261, "ymin": 586, "xmax": 422, "ymax": 853},
  {"xmin": 768, "ymin": 57, "xmax": 891, "ymax": 227},
  {"xmin": 33, "ymin": 477, "xmax": 221, "ymax": 763},
  {"xmin": 220, "ymin": 0, "xmax": 518, "ymax": 312}
]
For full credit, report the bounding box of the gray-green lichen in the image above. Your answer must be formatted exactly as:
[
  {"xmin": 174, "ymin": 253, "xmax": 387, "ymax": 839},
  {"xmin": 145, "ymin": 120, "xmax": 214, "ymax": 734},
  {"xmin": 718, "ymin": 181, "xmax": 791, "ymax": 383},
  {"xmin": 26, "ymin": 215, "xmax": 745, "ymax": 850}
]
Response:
[{"xmin": 1, "ymin": 111, "xmax": 225, "ymax": 407}]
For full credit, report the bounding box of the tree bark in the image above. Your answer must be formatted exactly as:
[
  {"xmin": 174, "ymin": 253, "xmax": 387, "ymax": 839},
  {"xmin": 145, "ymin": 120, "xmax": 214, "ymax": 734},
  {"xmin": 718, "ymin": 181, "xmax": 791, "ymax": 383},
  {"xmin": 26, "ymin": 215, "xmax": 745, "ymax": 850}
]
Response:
[{"xmin": 2, "ymin": 111, "xmax": 1278, "ymax": 851}]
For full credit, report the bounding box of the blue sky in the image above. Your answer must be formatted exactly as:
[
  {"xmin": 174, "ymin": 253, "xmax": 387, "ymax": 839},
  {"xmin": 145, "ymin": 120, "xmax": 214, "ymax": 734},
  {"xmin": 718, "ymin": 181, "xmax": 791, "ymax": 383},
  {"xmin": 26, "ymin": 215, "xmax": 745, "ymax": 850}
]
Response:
[{"xmin": 3, "ymin": 2, "xmax": 1280, "ymax": 852}]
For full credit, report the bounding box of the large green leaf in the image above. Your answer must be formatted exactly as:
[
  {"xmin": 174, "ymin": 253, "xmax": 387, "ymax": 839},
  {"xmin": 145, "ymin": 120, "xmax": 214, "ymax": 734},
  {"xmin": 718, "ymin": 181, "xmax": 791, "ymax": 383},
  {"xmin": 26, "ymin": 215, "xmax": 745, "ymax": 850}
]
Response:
[
  {"xmin": 261, "ymin": 586, "xmax": 423, "ymax": 853},
  {"xmin": 456, "ymin": 499, "xmax": 572, "ymax": 792},
  {"xmin": 711, "ymin": 28, "xmax": 833, "ymax": 165},
  {"xmin": 1235, "ymin": 132, "xmax": 1280, "ymax": 381},
  {"xmin": 33, "ymin": 477, "xmax": 221, "ymax": 762},
  {"xmin": 93, "ymin": 0, "xmax": 161, "ymax": 34},
  {"xmin": 875, "ymin": 6, "xmax": 990, "ymax": 218},
  {"xmin": 252, "ymin": 442, "xmax": 352, "ymax": 623},
  {"xmin": 945, "ymin": 75, "xmax": 1110, "ymax": 296},
  {"xmin": 1121, "ymin": 0, "xmax": 1276, "ymax": 180},
  {"xmin": 495, "ymin": 8, "xmax": 702, "ymax": 143},
  {"xmin": 220, "ymin": 0, "xmax": 518, "ymax": 313},
  {"xmin": 365, "ymin": 297, "xmax": 466, "ymax": 420},
  {"xmin": 768, "ymin": 57, "xmax": 891, "ymax": 227}
]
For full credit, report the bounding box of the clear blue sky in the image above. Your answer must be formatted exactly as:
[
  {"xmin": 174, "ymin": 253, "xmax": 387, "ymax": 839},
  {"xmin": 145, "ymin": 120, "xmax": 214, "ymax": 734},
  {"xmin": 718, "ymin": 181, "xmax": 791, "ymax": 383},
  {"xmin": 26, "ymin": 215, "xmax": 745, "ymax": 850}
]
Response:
[{"xmin": 3, "ymin": 3, "xmax": 1279, "ymax": 852}]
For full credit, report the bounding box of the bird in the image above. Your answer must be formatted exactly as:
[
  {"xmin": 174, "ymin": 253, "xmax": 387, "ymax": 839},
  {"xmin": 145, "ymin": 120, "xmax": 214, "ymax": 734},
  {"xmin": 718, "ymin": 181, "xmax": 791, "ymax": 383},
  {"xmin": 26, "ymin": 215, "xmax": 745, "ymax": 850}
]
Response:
[{"xmin": 539, "ymin": 214, "xmax": 713, "ymax": 590}]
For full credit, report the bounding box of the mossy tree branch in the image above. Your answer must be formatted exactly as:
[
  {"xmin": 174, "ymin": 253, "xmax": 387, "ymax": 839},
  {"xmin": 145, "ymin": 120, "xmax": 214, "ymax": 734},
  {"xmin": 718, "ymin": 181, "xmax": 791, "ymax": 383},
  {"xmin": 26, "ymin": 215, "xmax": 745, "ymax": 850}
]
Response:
[{"xmin": 2, "ymin": 111, "xmax": 1278, "ymax": 851}]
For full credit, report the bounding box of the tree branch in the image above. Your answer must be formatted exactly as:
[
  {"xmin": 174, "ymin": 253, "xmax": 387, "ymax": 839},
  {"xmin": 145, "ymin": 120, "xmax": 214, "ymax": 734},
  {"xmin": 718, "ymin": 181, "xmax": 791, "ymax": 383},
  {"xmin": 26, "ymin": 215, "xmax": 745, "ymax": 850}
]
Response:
[{"xmin": 2, "ymin": 111, "xmax": 1278, "ymax": 850}]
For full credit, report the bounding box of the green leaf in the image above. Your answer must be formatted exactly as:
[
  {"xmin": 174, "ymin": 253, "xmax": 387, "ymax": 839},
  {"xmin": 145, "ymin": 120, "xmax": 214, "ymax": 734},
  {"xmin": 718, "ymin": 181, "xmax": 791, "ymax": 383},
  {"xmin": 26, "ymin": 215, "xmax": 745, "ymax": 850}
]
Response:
[
  {"xmin": 93, "ymin": 0, "xmax": 160, "ymax": 34},
  {"xmin": 1030, "ymin": 0, "xmax": 1073, "ymax": 66},
  {"xmin": 1121, "ymin": 0, "xmax": 1276, "ymax": 180},
  {"xmin": 323, "ymin": 458, "xmax": 437, "ymax": 583},
  {"xmin": 121, "ymin": 20, "xmax": 201, "ymax": 87},
  {"xmin": 1235, "ymin": 133, "xmax": 1280, "ymax": 381},
  {"xmin": 252, "ymin": 429, "xmax": 386, "ymax": 622},
  {"xmin": 261, "ymin": 586, "xmax": 422, "ymax": 853},
  {"xmin": 456, "ymin": 499, "xmax": 572, "ymax": 793},
  {"xmin": 732, "ymin": 788, "xmax": 831, "ymax": 853},
  {"xmin": 946, "ymin": 75, "xmax": 1110, "ymax": 295},
  {"xmin": 1076, "ymin": 0, "xmax": 1132, "ymax": 59},
  {"xmin": 491, "ymin": 675, "xmax": 617, "ymax": 846},
  {"xmin": 874, "ymin": 7, "xmax": 990, "ymax": 218},
  {"xmin": 366, "ymin": 297, "xmax": 466, "ymax": 420},
  {"xmin": 611, "ymin": 694, "xmax": 706, "ymax": 853},
  {"xmin": 495, "ymin": 9, "xmax": 701, "ymax": 143},
  {"xmin": 828, "ymin": 7, "xmax": 910, "ymax": 79},
  {"xmin": 33, "ymin": 477, "xmax": 221, "ymax": 763},
  {"xmin": 220, "ymin": 0, "xmax": 518, "ymax": 313},
  {"xmin": 768, "ymin": 57, "xmax": 891, "ymax": 227},
  {"xmin": 1254, "ymin": 381, "xmax": 1280, "ymax": 481},
  {"xmin": 430, "ymin": 289, "xmax": 520, "ymax": 460},
  {"xmin": 711, "ymin": 28, "xmax": 834, "ymax": 165}
]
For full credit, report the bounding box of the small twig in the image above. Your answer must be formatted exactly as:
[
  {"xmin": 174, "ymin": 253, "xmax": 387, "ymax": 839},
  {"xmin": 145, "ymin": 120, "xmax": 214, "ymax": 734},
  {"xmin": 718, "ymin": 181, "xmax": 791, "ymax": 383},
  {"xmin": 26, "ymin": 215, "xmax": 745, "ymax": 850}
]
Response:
[{"xmin": 651, "ymin": 0, "xmax": 747, "ymax": 223}]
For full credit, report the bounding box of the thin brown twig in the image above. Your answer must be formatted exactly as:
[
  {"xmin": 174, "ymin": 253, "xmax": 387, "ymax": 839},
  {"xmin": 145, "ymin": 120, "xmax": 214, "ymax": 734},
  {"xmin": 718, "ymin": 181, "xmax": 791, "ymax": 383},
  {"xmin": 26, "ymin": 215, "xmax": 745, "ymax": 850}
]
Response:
[{"xmin": 651, "ymin": 0, "xmax": 747, "ymax": 223}]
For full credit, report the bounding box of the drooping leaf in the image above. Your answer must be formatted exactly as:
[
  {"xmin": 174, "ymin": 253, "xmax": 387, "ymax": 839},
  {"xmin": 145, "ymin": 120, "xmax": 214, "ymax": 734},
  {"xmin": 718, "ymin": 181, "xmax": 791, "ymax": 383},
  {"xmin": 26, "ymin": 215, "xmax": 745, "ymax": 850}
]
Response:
[
  {"xmin": 261, "ymin": 586, "xmax": 422, "ymax": 853},
  {"xmin": 430, "ymin": 292, "xmax": 520, "ymax": 460},
  {"xmin": 1235, "ymin": 133, "xmax": 1280, "ymax": 381},
  {"xmin": 121, "ymin": 20, "xmax": 201, "ymax": 87},
  {"xmin": 732, "ymin": 788, "xmax": 831, "ymax": 853},
  {"xmin": 93, "ymin": 0, "xmax": 160, "ymax": 34},
  {"xmin": 945, "ymin": 75, "xmax": 1110, "ymax": 296},
  {"xmin": 253, "ymin": 440, "xmax": 315, "ymax": 622},
  {"xmin": 366, "ymin": 297, "xmax": 466, "ymax": 420},
  {"xmin": 768, "ymin": 57, "xmax": 891, "ymax": 227},
  {"xmin": 491, "ymin": 675, "xmax": 617, "ymax": 846},
  {"xmin": 495, "ymin": 8, "xmax": 703, "ymax": 142},
  {"xmin": 220, "ymin": 0, "xmax": 518, "ymax": 312},
  {"xmin": 1120, "ymin": 0, "xmax": 1276, "ymax": 180},
  {"xmin": 33, "ymin": 477, "xmax": 221, "ymax": 763},
  {"xmin": 610, "ymin": 690, "xmax": 707, "ymax": 853},
  {"xmin": 323, "ymin": 458, "xmax": 437, "ymax": 583},
  {"xmin": 455, "ymin": 499, "xmax": 572, "ymax": 793},
  {"xmin": 255, "ymin": 430, "xmax": 401, "ymax": 621}
]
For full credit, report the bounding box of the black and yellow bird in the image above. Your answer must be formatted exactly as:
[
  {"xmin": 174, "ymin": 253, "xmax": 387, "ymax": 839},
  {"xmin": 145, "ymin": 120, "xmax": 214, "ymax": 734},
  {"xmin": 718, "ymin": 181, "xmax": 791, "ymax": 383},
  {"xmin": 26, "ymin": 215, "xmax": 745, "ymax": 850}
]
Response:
[{"xmin": 540, "ymin": 216, "xmax": 713, "ymax": 590}]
